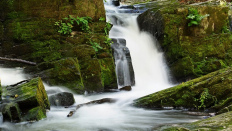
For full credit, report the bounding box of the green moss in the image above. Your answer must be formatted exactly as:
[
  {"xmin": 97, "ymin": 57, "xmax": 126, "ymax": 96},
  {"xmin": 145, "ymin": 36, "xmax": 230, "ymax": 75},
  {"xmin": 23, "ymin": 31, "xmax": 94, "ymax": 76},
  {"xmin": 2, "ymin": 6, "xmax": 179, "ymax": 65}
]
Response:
[
  {"xmin": 40, "ymin": 58, "xmax": 85, "ymax": 94},
  {"xmin": 98, "ymin": 58, "xmax": 117, "ymax": 89},
  {"xmin": 31, "ymin": 40, "xmax": 62, "ymax": 62},
  {"xmin": 6, "ymin": 18, "xmax": 56, "ymax": 42},
  {"xmin": 22, "ymin": 106, "xmax": 46, "ymax": 121},
  {"xmin": 3, "ymin": 77, "xmax": 50, "ymax": 112},
  {"xmin": 79, "ymin": 58, "xmax": 103, "ymax": 93}
]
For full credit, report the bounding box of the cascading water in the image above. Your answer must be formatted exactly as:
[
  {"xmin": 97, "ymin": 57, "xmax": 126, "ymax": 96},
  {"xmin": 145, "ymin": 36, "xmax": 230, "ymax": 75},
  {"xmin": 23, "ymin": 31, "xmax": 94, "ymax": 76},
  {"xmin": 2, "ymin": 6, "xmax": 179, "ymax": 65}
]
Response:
[{"xmin": 0, "ymin": 1, "xmax": 202, "ymax": 131}]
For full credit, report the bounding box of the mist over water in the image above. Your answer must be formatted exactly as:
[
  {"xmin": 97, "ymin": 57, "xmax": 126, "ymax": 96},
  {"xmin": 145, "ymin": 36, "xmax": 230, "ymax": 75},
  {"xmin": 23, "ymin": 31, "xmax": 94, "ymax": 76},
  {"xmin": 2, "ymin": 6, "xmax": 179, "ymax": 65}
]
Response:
[{"xmin": 0, "ymin": 3, "xmax": 202, "ymax": 131}]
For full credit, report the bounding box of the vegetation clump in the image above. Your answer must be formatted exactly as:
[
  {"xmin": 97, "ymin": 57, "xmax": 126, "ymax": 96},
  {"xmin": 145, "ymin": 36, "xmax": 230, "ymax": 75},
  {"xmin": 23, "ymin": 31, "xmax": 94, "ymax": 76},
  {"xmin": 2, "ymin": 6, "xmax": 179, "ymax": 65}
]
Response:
[{"xmin": 186, "ymin": 8, "xmax": 209, "ymax": 26}]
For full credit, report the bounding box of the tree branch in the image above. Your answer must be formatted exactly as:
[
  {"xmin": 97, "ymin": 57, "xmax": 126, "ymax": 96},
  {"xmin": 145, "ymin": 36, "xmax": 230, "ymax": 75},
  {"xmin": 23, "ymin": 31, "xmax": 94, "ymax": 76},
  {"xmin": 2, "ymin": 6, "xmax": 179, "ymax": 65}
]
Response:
[{"xmin": 0, "ymin": 57, "xmax": 36, "ymax": 66}]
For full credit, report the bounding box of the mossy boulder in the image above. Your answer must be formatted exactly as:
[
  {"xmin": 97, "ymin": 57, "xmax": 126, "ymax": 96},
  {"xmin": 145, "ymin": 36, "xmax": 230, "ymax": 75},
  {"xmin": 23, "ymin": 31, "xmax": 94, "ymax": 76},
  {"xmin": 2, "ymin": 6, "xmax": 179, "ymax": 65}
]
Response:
[
  {"xmin": 158, "ymin": 111, "xmax": 232, "ymax": 131},
  {"xmin": 1, "ymin": 77, "xmax": 50, "ymax": 122},
  {"xmin": 48, "ymin": 92, "xmax": 75, "ymax": 106},
  {"xmin": 138, "ymin": 5, "xmax": 231, "ymax": 81},
  {"xmin": 0, "ymin": 78, "xmax": 49, "ymax": 122},
  {"xmin": 134, "ymin": 67, "xmax": 232, "ymax": 111}
]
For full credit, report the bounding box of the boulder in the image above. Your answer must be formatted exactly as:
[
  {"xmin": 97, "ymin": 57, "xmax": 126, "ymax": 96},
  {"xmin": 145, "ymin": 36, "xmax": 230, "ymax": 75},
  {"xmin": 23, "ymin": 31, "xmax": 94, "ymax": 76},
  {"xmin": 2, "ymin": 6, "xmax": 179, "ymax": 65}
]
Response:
[
  {"xmin": 48, "ymin": 92, "xmax": 75, "ymax": 106},
  {"xmin": 134, "ymin": 67, "xmax": 232, "ymax": 111},
  {"xmin": 119, "ymin": 86, "xmax": 132, "ymax": 91},
  {"xmin": 112, "ymin": 0, "xmax": 120, "ymax": 6},
  {"xmin": 138, "ymin": 5, "xmax": 231, "ymax": 81},
  {"xmin": 1, "ymin": 77, "xmax": 50, "ymax": 122}
]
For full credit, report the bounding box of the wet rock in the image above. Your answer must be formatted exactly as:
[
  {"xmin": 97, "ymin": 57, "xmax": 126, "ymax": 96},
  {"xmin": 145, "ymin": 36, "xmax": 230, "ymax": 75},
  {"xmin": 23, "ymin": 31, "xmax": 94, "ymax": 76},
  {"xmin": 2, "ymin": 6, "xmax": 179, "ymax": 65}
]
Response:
[
  {"xmin": 1, "ymin": 77, "xmax": 50, "ymax": 122},
  {"xmin": 111, "ymin": 38, "xmax": 135, "ymax": 87},
  {"xmin": 49, "ymin": 92, "xmax": 75, "ymax": 106},
  {"xmin": 0, "ymin": 103, "xmax": 21, "ymax": 122},
  {"xmin": 112, "ymin": 0, "xmax": 120, "ymax": 6},
  {"xmin": 119, "ymin": 86, "xmax": 132, "ymax": 91}
]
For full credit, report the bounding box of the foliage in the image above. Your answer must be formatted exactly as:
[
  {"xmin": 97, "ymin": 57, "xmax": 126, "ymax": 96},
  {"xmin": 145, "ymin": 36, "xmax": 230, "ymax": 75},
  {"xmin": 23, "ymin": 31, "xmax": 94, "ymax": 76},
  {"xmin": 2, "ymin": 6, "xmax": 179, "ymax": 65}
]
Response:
[
  {"xmin": 99, "ymin": 17, "xmax": 113, "ymax": 46},
  {"xmin": 55, "ymin": 20, "xmax": 73, "ymax": 35},
  {"xmin": 55, "ymin": 15, "xmax": 92, "ymax": 35},
  {"xmin": 99, "ymin": 17, "xmax": 112, "ymax": 35},
  {"xmin": 194, "ymin": 88, "xmax": 217, "ymax": 109},
  {"xmin": 104, "ymin": 36, "xmax": 113, "ymax": 46},
  {"xmin": 186, "ymin": 8, "xmax": 209, "ymax": 27},
  {"xmin": 89, "ymin": 40, "xmax": 103, "ymax": 52},
  {"xmin": 222, "ymin": 25, "xmax": 230, "ymax": 33}
]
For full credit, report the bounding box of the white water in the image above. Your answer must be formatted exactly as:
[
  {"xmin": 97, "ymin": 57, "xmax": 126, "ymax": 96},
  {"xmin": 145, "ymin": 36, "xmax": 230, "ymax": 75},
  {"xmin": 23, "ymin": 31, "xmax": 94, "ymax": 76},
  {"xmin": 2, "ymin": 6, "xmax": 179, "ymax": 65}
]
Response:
[{"xmin": 0, "ymin": 2, "xmax": 202, "ymax": 131}]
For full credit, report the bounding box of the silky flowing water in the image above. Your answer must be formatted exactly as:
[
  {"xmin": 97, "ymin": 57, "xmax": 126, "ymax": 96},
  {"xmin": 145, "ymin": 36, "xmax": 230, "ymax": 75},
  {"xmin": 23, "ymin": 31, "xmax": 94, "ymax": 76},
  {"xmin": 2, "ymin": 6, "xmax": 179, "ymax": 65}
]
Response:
[{"xmin": 0, "ymin": 2, "xmax": 202, "ymax": 131}]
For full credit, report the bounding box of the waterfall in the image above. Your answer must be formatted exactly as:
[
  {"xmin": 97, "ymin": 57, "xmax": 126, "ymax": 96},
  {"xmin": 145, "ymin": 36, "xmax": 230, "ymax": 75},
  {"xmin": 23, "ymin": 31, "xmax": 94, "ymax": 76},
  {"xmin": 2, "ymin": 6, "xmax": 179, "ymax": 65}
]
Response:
[{"xmin": 0, "ymin": 2, "xmax": 202, "ymax": 131}]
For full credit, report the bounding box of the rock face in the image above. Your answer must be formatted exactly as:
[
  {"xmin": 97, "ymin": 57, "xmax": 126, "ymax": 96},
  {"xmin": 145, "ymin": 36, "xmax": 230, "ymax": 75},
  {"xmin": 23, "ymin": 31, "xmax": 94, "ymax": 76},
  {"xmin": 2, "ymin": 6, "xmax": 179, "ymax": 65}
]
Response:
[
  {"xmin": 111, "ymin": 38, "xmax": 135, "ymax": 87},
  {"xmin": 134, "ymin": 67, "xmax": 232, "ymax": 111},
  {"xmin": 138, "ymin": 5, "xmax": 231, "ymax": 81},
  {"xmin": 1, "ymin": 77, "xmax": 50, "ymax": 122},
  {"xmin": 0, "ymin": 0, "xmax": 117, "ymax": 94},
  {"xmin": 49, "ymin": 92, "xmax": 75, "ymax": 106}
]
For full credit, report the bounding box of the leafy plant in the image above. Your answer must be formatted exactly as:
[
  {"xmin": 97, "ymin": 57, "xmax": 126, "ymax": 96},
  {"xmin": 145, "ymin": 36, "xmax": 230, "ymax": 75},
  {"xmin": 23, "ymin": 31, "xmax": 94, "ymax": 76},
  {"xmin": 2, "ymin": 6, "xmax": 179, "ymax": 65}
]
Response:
[
  {"xmin": 186, "ymin": 8, "xmax": 209, "ymax": 27},
  {"xmin": 99, "ymin": 17, "xmax": 112, "ymax": 35},
  {"xmin": 55, "ymin": 15, "xmax": 92, "ymax": 35},
  {"xmin": 104, "ymin": 36, "xmax": 113, "ymax": 46},
  {"xmin": 194, "ymin": 88, "xmax": 217, "ymax": 110},
  {"xmin": 89, "ymin": 40, "xmax": 103, "ymax": 52},
  {"xmin": 55, "ymin": 20, "xmax": 73, "ymax": 35}
]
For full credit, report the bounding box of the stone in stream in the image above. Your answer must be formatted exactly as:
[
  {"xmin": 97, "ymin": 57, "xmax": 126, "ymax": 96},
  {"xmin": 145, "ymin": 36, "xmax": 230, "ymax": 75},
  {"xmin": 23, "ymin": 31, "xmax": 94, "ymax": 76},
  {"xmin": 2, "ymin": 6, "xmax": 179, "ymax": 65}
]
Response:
[
  {"xmin": 111, "ymin": 38, "xmax": 135, "ymax": 87},
  {"xmin": 119, "ymin": 86, "xmax": 132, "ymax": 91},
  {"xmin": 1, "ymin": 77, "xmax": 50, "ymax": 122},
  {"xmin": 112, "ymin": 0, "xmax": 120, "ymax": 6},
  {"xmin": 48, "ymin": 92, "xmax": 75, "ymax": 106}
]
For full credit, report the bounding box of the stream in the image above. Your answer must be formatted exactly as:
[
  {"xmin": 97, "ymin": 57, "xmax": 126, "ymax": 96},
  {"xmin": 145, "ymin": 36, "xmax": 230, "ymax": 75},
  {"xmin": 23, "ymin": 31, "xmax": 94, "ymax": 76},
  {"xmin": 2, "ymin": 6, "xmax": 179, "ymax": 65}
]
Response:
[{"xmin": 0, "ymin": 1, "xmax": 202, "ymax": 131}]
